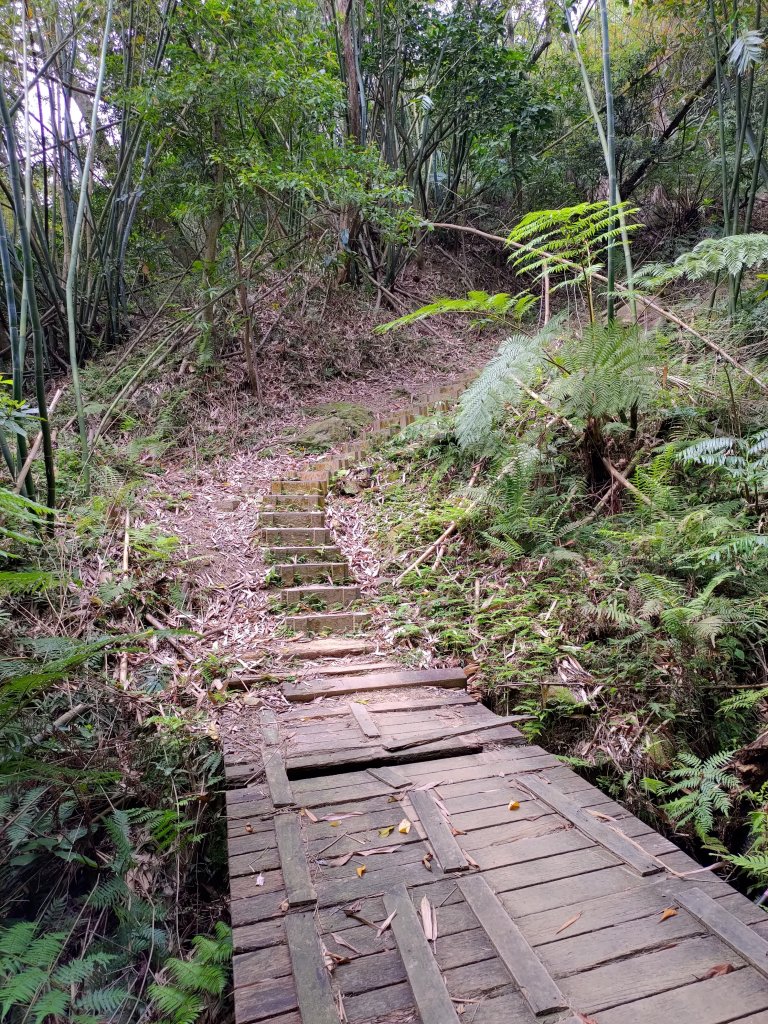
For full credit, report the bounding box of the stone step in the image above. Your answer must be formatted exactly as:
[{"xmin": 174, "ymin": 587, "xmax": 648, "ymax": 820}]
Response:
[
  {"xmin": 265, "ymin": 545, "xmax": 344, "ymax": 563},
  {"xmin": 278, "ymin": 584, "xmax": 360, "ymax": 609},
  {"xmin": 284, "ymin": 610, "xmax": 371, "ymax": 635},
  {"xmin": 271, "ymin": 479, "xmax": 327, "ymax": 495},
  {"xmin": 273, "ymin": 637, "xmax": 380, "ymax": 660},
  {"xmin": 264, "ymin": 493, "xmax": 325, "ymax": 510},
  {"xmin": 260, "ymin": 510, "xmax": 326, "ymax": 528},
  {"xmin": 273, "ymin": 562, "xmax": 351, "ymax": 586},
  {"xmin": 262, "ymin": 527, "xmax": 333, "ymax": 546},
  {"xmin": 282, "ymin": 666, "xmax": 468, "ymax": 701}
]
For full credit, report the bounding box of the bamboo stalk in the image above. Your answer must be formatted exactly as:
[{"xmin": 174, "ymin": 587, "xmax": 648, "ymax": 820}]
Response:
[{"xmin": 13, "ymin": 389, "xmax": 64, "ymax": 495}]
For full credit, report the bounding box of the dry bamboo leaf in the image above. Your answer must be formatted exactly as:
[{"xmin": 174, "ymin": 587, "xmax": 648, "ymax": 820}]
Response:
[
  {"xmin": 398, "ymin": 818, "xmax": 411, "ymax": 834},
  {"xmin": 332, "ymin": 932, "xmax": 364, "ymax": 955},
  {"xmin": 555, "ymin": 912, "xmax": 581, "ymax": 935},
  {"xmin": 508, "ymin": 800, "xmax": 520, "ymax": 811},
  {"xmin": 465, "ymin": 852, "xmax": 480, "ymax": 868},
  {"xmin": 377, "ymin": 909, "xmax": 397, "ymax": 937},
  {"xmin": 586, "ymin": 809, "xmax": 616, "ymax": 822},
  {"xmin": 255, "ymin": 873, "xmax": 265, "ymax": 887},
  {"xmin": 415, "ymin": 781, "xmax": 439, "ymax": 791},
  {"xmin": 302, "ymin": 807, "xmax": 319, "ymax": 822},
  {"xmin": 356, "ymin": 865, "xmax": 366, "ymax": 877},
  {"xmin": 326, "ymin": 852, "xmax": 355, "ymax": 867},
  {"xmin": 420, "ymin": 896, "xmax": 435, "ymax": 941},
  {"xmin": 319, "ymin": 812, "xmax": 364, "ymax": 822},
  {"xmin": 660, "ymin": 907, "xmax": 678, "ymax": 922}
]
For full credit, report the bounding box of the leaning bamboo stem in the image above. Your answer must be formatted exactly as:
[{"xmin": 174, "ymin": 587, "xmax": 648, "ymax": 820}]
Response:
[
  {"xmin": 13, "ymin": 389, "xmax": 64, "ymax": 494},
  {"xmin": 65, "ymin": 0, "xmax": 114, "ymax": 491}
]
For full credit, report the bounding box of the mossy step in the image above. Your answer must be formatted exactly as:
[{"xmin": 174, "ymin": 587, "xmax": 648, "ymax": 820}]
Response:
[
  {"xmin": 278, "ymin": 584, "xmax": 360, "ymax": 608},
  {"xmin": 260, "ymin": 510, "xmax": 326, "ymax": 528},
  {"xmin": 264, "ymin": 494, "xmax": 325, "ymax": 510},
  {"xmin": 284, "ymin": 610, "xmax": 371, "ymax": 635},
  {"xmin": 265, "ymin": 545, "xmax": 345, "ymax": 563},
  {"xmin": 274, "ymin": 562, "xmax": 351, "ymax": 586},
  {"xmin": 271, "ymin": 480, "xmax": 328, "ymax": 495},
  {"xmin": 262, "ymin": 527, "xmax": 333, "ymax": 546}
]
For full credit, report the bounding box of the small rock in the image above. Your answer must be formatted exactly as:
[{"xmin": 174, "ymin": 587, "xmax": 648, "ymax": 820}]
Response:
[{"xmin": 220, "ymin": 497, "xmax": 242, "ymax": 512}]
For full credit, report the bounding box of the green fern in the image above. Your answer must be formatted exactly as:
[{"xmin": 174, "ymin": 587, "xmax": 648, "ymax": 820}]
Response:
[
  {"xmin": 659, "ymin": 750, "xmax": 740, "ymax": 839},
  {"xmin": 149, "ymin": 923, "xmax": 231, "ymax": 1024},
  {"xmin": 376, "ymin": 289, "xmax": 537, "ymax": 334},
  {"xmin": 638, "ymin": 233, "xmax": 768, "ymax": 287}
]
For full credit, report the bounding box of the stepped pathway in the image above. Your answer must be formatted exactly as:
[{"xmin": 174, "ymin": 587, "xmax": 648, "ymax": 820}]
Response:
[{"xmin": 223, "ymin": 382, "xmax": 768, "ymax": 1024}]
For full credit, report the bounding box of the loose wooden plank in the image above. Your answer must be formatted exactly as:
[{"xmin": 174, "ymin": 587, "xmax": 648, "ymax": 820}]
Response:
[
  {"xmin": 673, "ymin": 887, "xmax": 768, "ymax": 978},
  {"xmin": 274, "ymin": 813, "xmax": 316, "ymax": 908},
  {"xmin": 520, "ymin": 773, "xmax": 662, "ymax": 876},
  {"xmin": 458, "ymin": 874, "xmax": 567, "ymax": 1017},
  {"xmin": 383, "ymin": 714, "xmax": 527, "ymax": 751},
  {"xmin": 283, "ymin": 667, "xmax": 466, "ymax": 702},
  {"xmin": 283, "ymin": 911, "xmax": 339, "ymax": 1024},
  {"xmin": 409, "ymin": 789, "xmax": 468, "ymax": 873},
  {"xmin": 348, "ymin": 702, "xmax": 381, "ymax": 738},
  {"xmin": 260, "ymin": 709, "xmax": 294, "ymax": 808},
  {"xmin": 382, "ymin": 884, "xmax": 461, "ymax": 1024},
  {"xmin": 367, "ymin": 765, "xmax": 409, "ymax": 788}
]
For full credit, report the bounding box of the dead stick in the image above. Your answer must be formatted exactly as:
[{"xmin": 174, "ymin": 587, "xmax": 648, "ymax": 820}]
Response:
[
  {"xmin": 30, "ymin": 702, "xmax": 88, "ymax": 745},
  {"xmin": 13, "ymin": 388, "xmax": 64, "ymax": 494},
  {"xmin": 144, "ymin": 611, "xmax": 196, "ymax": 664},
  {"xmin": 118, "ymin": 510, "xmax": 131, "ymax": 689}
]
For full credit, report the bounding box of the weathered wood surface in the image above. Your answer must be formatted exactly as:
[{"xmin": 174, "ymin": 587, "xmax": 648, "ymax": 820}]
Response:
[
  {"xmin": 408, "ymin": 788, "xmax": 468, "ymax": 872},
  {"xmin": 282, "ymin": 666, "xmax": 467, "ymax": 701},
  {"xmin": 347, "ymin": 701, "xmax": 380, "ymax": 738},
  {"xmin": 283, "ymin": 912, "xmax": 339, "ymax": 1024},
  {"xmin": 274, "ymin": 813, "xmax": 316, "ymax": 908},
  {"xmin": 674, "ymin": 886, "xmax": 768, "ymax": 978}
]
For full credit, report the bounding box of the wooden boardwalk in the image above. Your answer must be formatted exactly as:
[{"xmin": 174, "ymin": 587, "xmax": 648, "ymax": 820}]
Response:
[{"xmin": 224, "ymin": 387, "xmax": 768, "ymax": 1024}]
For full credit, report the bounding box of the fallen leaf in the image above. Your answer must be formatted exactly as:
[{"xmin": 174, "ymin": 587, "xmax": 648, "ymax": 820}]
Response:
[
  {"xmin": 660, "ymin": 908, "xmax": 678, "ymax": 921},
  {"xmin": 379, "ymin": 825, "xmax": 395, "ymax": 837},
  {"xmin": 357, "ymin": 846, "xmax": 401, "ymax": 856},
  {"xmin": 576, "ymin": 1015, "xmax": 599, "ymax": 1024},
  {"xmin": 245, "ymin": 823, "xmax": 253, "ymax": 833},
  {"xmin": 586, "ymin": 809, "xmax": 615, "ymax": 822},
  {"xmin": 555, "ymin": 912, "xmax": 581, "ymax": 935},
  {"xmin": 332, "ymin": 932, "xmax": 364, "ymax": 955},
  {"xmin": 465, "ymin": 852, "xmax": 480, "ymax": 868},
  {"xmin": 255, "ymin": 873, "xmax": 265, "ymax": 887},
  {"xmin": 377, "ymin": 909, "xmax": 397, "ymax": 937},
  {"xmin": 420, "ymin": 896, "xmax": 436, "ymax": 941},
  {"xmin": 398, "ymin": 818, "xmax": 411, "ymax": 834},
  {"xmin": 319, "ymin": 812, "xmax": 364, "ymax": 822},
  {"xmin": 330, "ymin": 821, "xmax": 340, "ymax": 827},
  {"xmin": 450, "ymin": 826, "xmax": 467, "ymax": 836},
  {"xmin": 302, "ymin": 807, "xmax": 319, "ymax": 823},
  {"xmin": 326, "ymin": 852, "xmax": 355, "ymax": 867},
  {"xmin": 356, "ymin": 865, "xmax": 366, "ymax": 878},
  {"xmin": 422, "ymin": 852, "xmax": 433, "ymax": 871},
  {"xmin": 508, "ymin": 800, "xmax": 520, "ymax": 811},
  {"xmin": 701, "ymin": 963, "xmax": 735, "ymax": 979}
]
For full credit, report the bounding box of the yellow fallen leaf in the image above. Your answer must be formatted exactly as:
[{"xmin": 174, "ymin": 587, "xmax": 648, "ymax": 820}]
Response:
[
  {"xmin": 508, "ymin": 800, "xmax": 520, "ymax": 811},
  {"xmin": 398, "ymin": 818, "xmax": 411, "ymax": 834},
  {"xmin": 660, "ymin": 907, "xmax": 677, "ymax": 922},
  {"xmin": 356, "ymin": 865, "xmax": 366, "ymax": 877},
  {"xmin": 379, "ymin": 825, "xmax": 395, "ymax": 837},
  {"xmin": 330, "ymin": 821, "xmax": 340, "ymax": 827}
]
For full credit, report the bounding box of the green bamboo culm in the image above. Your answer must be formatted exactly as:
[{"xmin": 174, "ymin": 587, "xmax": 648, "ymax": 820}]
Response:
[
  {"xmin": 598, "ymin": 0, "xmax": 617, "ymax": 320},
  {"xmin": 65, "ymin": 0, "xmax": 115, "ymax": 492},
  {"xmin": 0, "ymin": 211, "xmax": 30, "ymax": 495},
  {"xmin": 0, "ymin": 81, "xmax": 55, "ymax": 516}
]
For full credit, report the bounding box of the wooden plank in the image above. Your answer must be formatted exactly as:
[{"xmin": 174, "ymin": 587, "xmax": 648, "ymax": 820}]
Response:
[
  {"xmin": 673, "ymin": 886, "xmax": 768, "ymax": 978},
  {"xmin": 409, "ymin": 789, "xmax": 468, "ymax": 873},
  {"xmin": 283, "ymin": 667, "xmax": 467, "ymax": 702},
  {"xmin": 383, "ymin": 714, "xmax": 527, "ymax": 751},
  {"xmin": 274, "ymin": 638, "xmax": 379, "ymax": 660},
  {"xmin": 520, "ymin": 773, "xmax": 662, "ymax": 876},
  {"xmin": 274, "ymin": 813, "xmax": 316, "ymax": 908},
  {"xmin": 348, "ymin": 702, "xmax": 380, "ymax": 738},
  {"xmin": 283, "ymin": 912, "xmax": 339, "ymax": 1024},
  {"xmin": 382, "ymin": 884, "xmax": 461, "ymax": 1024},
  {"xmin": 367, "ymin": 766, "xmax": 409, "ymax": 788},
  {"xmin": 458, "ymin": 874, "xmax": 567, "ymax": 1017},
  {"xmin": 259, "ymin": 709, "xmax": 294, "ymax": 808}
]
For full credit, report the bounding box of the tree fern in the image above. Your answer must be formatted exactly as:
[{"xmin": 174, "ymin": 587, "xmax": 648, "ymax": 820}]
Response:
[
  {"xmin": 376, "ymin": 289, "xmax": 537, "ymax": 334},
  {"xmin": 637, "ymin": 234, "xmax": 768, "ymax": 287}
]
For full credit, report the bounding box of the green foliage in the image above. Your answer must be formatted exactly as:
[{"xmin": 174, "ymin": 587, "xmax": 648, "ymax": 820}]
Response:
[
  {"xmin": 638, "ymin": 234, "xmax": 768, "ymax": 287},
  {"xmin": 377, "ymin": 290, "xmax": 537, "ymax": 334},
  {"xmin": 656, "ymin": 751, "xmax": 740, "ymax": 839},
  {"xmin": 149, "ymin": 923, "xmax": 231, "ymax": 1024}
]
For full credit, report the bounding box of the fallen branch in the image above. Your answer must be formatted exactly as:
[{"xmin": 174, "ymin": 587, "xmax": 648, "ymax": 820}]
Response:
[
  {"xmin": 118, "ymin": 510, "xmax": 131, "ymax": 690},
  {"xmin": 144, "ymin": 611, "xmax": 196, "ymax": 665},
  {"xmin": 13, "ymin": 388, "xmax": 64, "ymax": 494},
  {"xmin": 31, "ymin": 703, "xmax": 88, "ymax": 745}
]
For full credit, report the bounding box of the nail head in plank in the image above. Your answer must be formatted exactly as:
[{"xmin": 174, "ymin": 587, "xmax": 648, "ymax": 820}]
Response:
[
  {"xmin": 384, "ymin": 714, "xmax": 528, "ymax": 752},
  {"xmin": 274, "ymin": 813, "xmax": 316, "ymax": 908},
  {"xmin": 283, "ymin": 911, "xmax": 339, "ymax": 1024},
  {"xmin": 672, "ymin": 886, "xmax": 768, "ymax": 978},
  {"xmin": 409, "ymin": 789, "xmax": 468, "ymax": 873},
  {"xmin": 520, "ymin": 774, "xmax": 662, "ymax": 876},
  {"xmin": 382, "ymin": 884, "xmax": 461, "ymax": 1024},
  {"xmin": 458, "ymin": 873, "xmax": 568, "ymax": 1017},
  {"xmin": 367, "ymin": 766, "xmax": 409, "ymax": 789},
  {"xmin": 348, "ymin": 702, "xmax": 381, "ymax": 738}
]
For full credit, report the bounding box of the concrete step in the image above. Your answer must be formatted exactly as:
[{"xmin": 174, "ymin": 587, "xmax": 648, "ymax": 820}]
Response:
[
  {"xmin": 278, "ymin": 584, "xmax": 360, "ymax": 609},
  {"xmin": 273, "ymin": 562, "xmax": 351, "ymax": 586},
  {"xmin": 264, "ymin": 493, "xmax": 325, "ymax": 510},
  {"xmin": 284, "ymin": 610, "xmax": 371, "ymax": 635},
  {"xmin": 265, "ymin": 545, "xmax": 344, "ymax": 563},
  {"xmin": 262, "ymin": 527, "xmax": 333, "ymax": 546},
  {"xmin": 271, "ymin": 479, "xmax": 327, "ymax": 495},
  {"xmin": 282, "ymin": 666, "xmax": 467, "ymax": 701},
  {"xmin": 260, "ymin": 510, "xmax": 326, "ymax": 529}
]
